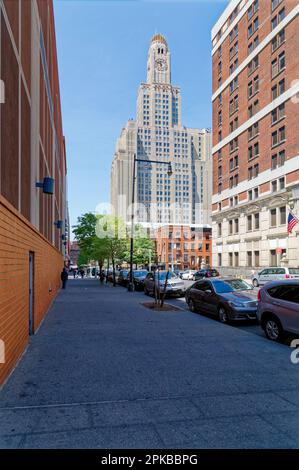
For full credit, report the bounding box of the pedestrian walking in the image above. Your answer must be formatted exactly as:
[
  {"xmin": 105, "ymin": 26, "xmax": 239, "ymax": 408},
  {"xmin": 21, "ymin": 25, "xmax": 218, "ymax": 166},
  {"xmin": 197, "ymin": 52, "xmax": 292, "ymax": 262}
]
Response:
[
  {"xmin": 100, "ymin": 271, "xmax": 105, "ymax": 284},
  {"xmin": 80, "ymin": 268, "xmax": 85, "ymax": 279},
  {"xmin": 61, "ymin": 267, "xmax": 68, "ymax": 289},
  {"xmin": 73, "ymin": 269, "xmax": 77, "ymax": 279}
]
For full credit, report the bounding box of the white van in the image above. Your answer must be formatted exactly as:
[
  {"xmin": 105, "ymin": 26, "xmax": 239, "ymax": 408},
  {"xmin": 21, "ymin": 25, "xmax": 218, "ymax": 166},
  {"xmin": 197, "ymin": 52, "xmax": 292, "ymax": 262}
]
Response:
[{"xmin": 252, "ymin": 267, "xmax": 299, "ymax": 287}]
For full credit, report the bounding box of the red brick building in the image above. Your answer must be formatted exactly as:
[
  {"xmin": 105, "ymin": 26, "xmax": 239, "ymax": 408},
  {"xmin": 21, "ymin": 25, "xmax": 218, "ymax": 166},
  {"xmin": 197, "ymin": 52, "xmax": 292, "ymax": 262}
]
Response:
[
  {"xmin": 155, "ymin": 225, "xmax": 212, "ymax": 270},
  {"xmin": 0, "ymin": 0, "xmax": 67, "ymax": 386},
  {"xmin": 211, "ymin": 0, "xmax": 299, "ymax": 275}
]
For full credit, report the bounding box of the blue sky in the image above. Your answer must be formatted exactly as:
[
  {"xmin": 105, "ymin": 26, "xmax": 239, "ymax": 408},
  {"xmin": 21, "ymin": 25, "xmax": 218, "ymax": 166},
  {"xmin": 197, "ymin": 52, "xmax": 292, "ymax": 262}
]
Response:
[{"xmin": 54, "ymin": 0, "xmax": 228, "ymax": 235}]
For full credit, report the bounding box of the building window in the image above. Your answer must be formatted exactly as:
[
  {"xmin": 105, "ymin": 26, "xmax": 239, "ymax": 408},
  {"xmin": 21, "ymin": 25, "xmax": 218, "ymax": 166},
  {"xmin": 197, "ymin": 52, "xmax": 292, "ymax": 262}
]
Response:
[
  {"xmin": 248, "ymin": 142, "xmax": 259, "ymax": 160},
  {"xmin": 248, "ymin": 55, "xmax": 259, "ymax": 75},
  {"xmin": 254, "ymin": 213, "xmax": 260, "ymax": 230},
  {"xmin": 248, "ymin": 122, "xmax": 259, "ymax": 140},
  {"xmin": 234, "ymin": 252, "xmax": 239, "ymax": 267},
  {"xmin": 272, "ymin": 149, "xmax": 285, "ymax": 169},
  {"xmin": 272, "ymin": 180, "xmax": 278, "ymax": 192},
  {"xmin": 280, "ymin": 206, "xmax": 286, "ymax": 225},
  {"xmin": 270, "ymin": 250, "xmax": 277, "ymax": 267},
  {"xmin": 247, "ymin": 215, "xmax": 253, "ymax": 231},
  {"xmin": 218, "ymin": 253, "xmax": 222, "ymax": 267},
  {"xmin": 229, "ymin": 253, "xmax": 233, "ymax": 267},
  {"xmin": 270, "ymin": 208, "xmax": 277, "ymax": 227},
  {"xmin": 217, "ymin": 223, "xmax": 222, "ymax": 237},
  {"xmin": 272, "ymin": 78, "xmax": 285, "ymax": 99},
  {"xmin": 248, "ymin": 75, "xmax": 259, "ymax": 98},
  {"xmin": 229, "ymin": 95, "xmax": 239, "ymax": 115},
  {"xmin": 272, "ymin": 0, "xmax": 283, "ymax": 12},
  {"xmin": 272, "ymin": 51, "xmax": 285, "ymax": 78},
  {"xmin": 272, "ymin": 126, "xmax": 286, "ymax": 147},
  {"xmin": 229, "ymin": 25, "xmax": 238, "ymax": 43},
  {"xmin": 229, "ymin": 220, "xmax": 233, "ymax": 235},
  {"xmin": 279, "ymin": 177, "xmax": 285, "ymax": 190},
  {"xmin": 248, "ymin": 99, "xmax": 259, "ymax": 118},
  {"xmin": 229, "ymin": 137, "xmax": 239, "ymax": 153},
  {"xmin": 248, "ymin": 17, "xmax": 259, "ymax": 38},
  {"xmin": 247, "ymin": 251, "xmax": 253, "ymax": 266},
  {"xmin": 272, "ymin": 29, "xmax": 285, "ymax": 52},
  {"xmin": 234, "ymin": 218, "xmax": 239, "ymax": 234},
  {"xmin": 254, "ymin": 251, "xmax": 260, "ymax": 267},
  {"xmin": 248, "ymin": 0, "xmax": 259, "ymax": 20},
  {"xmin": 271, "ymin": 103, "xmax": 285, "ymax": 124}
]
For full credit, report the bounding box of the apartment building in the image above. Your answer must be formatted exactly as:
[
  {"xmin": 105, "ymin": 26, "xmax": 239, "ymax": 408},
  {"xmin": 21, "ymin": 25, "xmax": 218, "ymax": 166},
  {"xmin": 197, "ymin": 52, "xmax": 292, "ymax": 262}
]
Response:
[
  {"xmin": 155, "ymin": 224, "xmax": 212, "ymax": 271},
  {"xmin": 0, "ymin": 0, "xmax": 67, "ymax": 385},
  {"xmin": 211, "ymin": 0, "xmax": 299, "ymax": 275}
]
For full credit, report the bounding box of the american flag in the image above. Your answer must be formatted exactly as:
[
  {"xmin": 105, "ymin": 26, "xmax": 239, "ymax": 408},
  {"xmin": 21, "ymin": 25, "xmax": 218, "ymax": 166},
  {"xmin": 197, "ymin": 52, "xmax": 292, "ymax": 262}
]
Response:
[{"xmin": 288, "ymin": 212, "xmax": 299, "ymax": 234}]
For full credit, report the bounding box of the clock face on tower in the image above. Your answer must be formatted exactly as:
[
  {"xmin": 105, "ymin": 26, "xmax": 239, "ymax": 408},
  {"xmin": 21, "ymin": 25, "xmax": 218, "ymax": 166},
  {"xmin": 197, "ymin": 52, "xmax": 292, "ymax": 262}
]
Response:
[{"xmin": 155, "ymin": 58, "xmax": 168, "ymax": 71}]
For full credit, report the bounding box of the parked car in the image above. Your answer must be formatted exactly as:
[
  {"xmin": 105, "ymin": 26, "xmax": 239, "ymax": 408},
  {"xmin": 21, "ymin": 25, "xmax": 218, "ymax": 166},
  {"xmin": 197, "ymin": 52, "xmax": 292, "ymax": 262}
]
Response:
[
  {"xmin": 174, "ymin": 270, "xmax": 185, "ymax": 278},
  {"xmin": 181, "ymin": 270, "xmax": 197, "ymax": 281},
  {"xmin": 118, "ymin": 270, "xmax": 129, "ymax": 286},
  {"xmin": 185, "ymin": 278, "xmax": 258, "ymax": 322},
  {"xmin": 107, "ymin": 270, "xmax": 120, "ymax": 283},
  {"xmin": 144, "ymin": 271, "xmax": 185, "ymax": 297},
  {"xmin": 132, "ymin": 270, "xmax": 149, "ymax": 291},
  {"xmin": 251, "ymin": 267, "xmax": 299, "ymax": 287},
  {"xmin": 194, "ymin": 269, "xmax": 220, "ymax": 281},
  {"xmin": 257, "ymin": 280, "xmax": 299, "ymax": 341}
]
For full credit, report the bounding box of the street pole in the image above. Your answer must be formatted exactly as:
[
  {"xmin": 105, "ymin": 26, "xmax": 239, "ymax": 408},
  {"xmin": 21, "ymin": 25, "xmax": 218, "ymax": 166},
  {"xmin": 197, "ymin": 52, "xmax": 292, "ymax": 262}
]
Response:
[
  {"xmin": 128, "ymin": 156, "xmax": 172, "ymax": 291},
  {"xmin": 128, "ymin": 154, "xmax": 136, "ymax": 291}
]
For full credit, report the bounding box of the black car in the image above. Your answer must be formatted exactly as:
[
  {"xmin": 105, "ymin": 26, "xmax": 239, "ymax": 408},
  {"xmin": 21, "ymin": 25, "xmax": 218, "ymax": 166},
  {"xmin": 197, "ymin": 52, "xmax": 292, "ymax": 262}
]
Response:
[
  {"xmin": 132, "ymin": 270, "xmax": 149, "ymax": 291},
  {"xmin": 194, "ymin": 269, "xmax": 220, "ymax": 280},
  {"xmin": 185, "ymin": 278, "xmax": 258, "ymax": 322}
]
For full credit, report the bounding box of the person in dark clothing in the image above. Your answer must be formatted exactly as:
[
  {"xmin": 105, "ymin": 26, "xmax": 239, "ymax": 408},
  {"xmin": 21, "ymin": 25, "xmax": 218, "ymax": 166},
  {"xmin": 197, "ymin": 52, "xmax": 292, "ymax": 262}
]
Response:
[
  {"xmin": 100, "ymin": 271, "xmax": 105, "ymax": 284},
  {"xmin": 80, "ymin": 269, "xmax": 85, "ymax": 279},
  {"xmin": 61, "ymin": 267, "xmax": 68, "ymax": 289},
  {"xmin": 73, "ymin": 269, "xmax": 77, "ymax": 279}
]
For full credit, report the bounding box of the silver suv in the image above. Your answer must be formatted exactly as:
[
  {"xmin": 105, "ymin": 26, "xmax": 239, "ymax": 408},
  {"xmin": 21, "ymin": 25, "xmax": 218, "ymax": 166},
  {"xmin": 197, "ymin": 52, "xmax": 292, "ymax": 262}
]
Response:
[
  {"xmin": 257, "ymin": 280, "xmax": 299, "ymax": 341},
  {"xmin": 252, "ymin": 267, "xmax": 299, "ymax": 287},
  {"xmin": 144, "ymin": 271, "xmax": 185, "ymax": 297}
]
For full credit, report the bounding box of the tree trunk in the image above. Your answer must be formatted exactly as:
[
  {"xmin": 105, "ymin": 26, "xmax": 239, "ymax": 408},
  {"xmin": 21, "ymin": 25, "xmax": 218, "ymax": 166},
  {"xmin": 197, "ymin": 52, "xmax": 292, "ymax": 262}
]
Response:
[
  {"xmin": 112, "ymin": 258, "xmax": 116, "ymax": 287},
  {"xmin": 160, "ymin": 271, "xmax": 169, "ymax": 308},
  {"xmin": 106, "ymin": 258, "xmax": 109, "ymax": 283}
]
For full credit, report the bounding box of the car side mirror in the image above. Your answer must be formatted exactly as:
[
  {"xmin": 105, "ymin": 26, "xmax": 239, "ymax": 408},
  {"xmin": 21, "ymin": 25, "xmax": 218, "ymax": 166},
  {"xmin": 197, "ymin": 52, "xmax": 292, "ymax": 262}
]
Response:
[{"xmin": 206, "ymin": 289, "xmax": 212, "ymax": 295}]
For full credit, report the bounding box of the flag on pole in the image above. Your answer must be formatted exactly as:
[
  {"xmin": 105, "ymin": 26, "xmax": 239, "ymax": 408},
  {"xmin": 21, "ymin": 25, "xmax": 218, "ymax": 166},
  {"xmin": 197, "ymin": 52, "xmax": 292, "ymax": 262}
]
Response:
[{"xmin": 288, "ymin": 212, "xmax": 299, "ymax": 234}]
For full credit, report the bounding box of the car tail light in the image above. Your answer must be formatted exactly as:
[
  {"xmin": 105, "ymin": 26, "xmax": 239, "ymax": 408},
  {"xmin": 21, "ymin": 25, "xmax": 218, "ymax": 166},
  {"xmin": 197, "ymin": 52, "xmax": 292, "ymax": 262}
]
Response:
[
  {"xmin": 285, "ymin": 274, "xmax": 290, "ymax": 279},
  {"xmin": 257, "ymin": 289, "xmax": 261, "ymax": 302}
]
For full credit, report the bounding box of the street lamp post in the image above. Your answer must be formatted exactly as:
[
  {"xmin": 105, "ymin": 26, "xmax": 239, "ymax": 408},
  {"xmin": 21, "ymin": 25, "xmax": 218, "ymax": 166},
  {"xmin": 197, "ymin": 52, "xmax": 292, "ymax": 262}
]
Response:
[{"xmin": 127, "ymin": 154, "xmax": 172, "ymax": 291}]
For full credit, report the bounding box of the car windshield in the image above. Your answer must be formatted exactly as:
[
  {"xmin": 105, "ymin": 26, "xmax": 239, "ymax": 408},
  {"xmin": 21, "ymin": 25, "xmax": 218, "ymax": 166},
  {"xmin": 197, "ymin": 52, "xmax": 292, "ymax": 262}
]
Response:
[
  {"xmin": 157, "ymin": 272, "xmax": 178, "ymax": 280},
  {"xmin": 213, "ymin": 279, "xmax": 253, "ymax": 294},
  {"xmin": 134, "ymin": 271, "xmax": 148, "ymax": 277}
]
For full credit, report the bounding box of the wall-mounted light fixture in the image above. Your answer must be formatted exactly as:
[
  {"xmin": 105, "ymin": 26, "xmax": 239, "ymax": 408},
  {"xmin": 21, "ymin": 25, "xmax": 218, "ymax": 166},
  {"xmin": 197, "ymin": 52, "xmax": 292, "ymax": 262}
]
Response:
[
  {"xmin": 54, "ymin": 220, "xmax": 63, "ymax": 229},
  {"xmin": 36, "ymin": 177, "xmax": 54, "ymax": 195}
]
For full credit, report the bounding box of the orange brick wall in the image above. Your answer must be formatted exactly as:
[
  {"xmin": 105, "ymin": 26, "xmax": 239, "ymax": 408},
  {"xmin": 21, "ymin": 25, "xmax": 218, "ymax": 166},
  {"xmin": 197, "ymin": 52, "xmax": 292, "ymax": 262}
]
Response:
[{"xmin": 0, "ymin": 196, "xmax": 63, "ymax": 386}]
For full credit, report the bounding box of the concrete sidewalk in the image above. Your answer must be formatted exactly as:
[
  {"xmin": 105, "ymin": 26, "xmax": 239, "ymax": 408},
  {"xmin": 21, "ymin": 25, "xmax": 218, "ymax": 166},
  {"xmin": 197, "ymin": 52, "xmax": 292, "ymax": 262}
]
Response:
[{"xmin": 1, "ymin": 278, "xmax": 299, "ymax": 449}]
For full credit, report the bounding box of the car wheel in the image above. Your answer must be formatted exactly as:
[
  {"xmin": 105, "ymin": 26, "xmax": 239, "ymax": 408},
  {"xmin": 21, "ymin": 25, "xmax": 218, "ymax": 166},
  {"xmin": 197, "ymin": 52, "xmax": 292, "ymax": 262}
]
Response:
[
  {"xmin": 252, "ymin": 278, "xmax": 259, "ymax": 288},
  {"xmin": 188, "ymin": 299, "xmax": 196, "ymax": 312},
  {"xmin": 218, "ymin": 306, "xmax": 229, "ymax": 323},
  {"xmin": 263, "ymin": 316, "xmax": 283, "ymax": 342}
]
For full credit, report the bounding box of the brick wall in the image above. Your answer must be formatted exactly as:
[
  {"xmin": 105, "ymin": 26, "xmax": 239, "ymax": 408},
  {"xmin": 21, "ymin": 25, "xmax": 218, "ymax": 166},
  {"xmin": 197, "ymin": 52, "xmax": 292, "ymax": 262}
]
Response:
[{"xmin": 0, "ymin": 196, "xmax": 63, "ymax": 386}]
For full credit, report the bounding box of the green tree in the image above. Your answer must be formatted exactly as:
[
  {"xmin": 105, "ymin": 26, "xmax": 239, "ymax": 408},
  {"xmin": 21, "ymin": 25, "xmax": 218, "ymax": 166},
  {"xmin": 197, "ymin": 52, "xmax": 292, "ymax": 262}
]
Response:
[
  {"xmin": 73, "ymin": 212, "xmax": 109, "ymax": 271},
  {"xmin": 123, "ymin": 225, "xmax": 155, "ymax": 268}
]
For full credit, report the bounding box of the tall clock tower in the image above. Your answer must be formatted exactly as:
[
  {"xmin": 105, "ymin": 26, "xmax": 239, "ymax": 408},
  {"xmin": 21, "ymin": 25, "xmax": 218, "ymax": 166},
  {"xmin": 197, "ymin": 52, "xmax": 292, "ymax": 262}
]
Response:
[{"xmin": 147, "ymin": 34, "xmax": 171, "ymax": 84}]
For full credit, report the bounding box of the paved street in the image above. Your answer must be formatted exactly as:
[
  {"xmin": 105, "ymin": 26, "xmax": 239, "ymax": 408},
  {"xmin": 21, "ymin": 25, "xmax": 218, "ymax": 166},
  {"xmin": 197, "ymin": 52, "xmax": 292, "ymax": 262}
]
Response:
[{"xmin": 1, "ymin": 278, "xmax": 299, "ymax": 449}]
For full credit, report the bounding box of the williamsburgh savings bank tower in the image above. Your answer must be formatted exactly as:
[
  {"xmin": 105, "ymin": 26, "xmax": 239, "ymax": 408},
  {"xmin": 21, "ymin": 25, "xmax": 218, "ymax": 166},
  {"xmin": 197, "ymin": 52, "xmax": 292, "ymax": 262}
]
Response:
[{"xmin": 111, "ymin": 34, "xmax": 212, "ymax": 229}]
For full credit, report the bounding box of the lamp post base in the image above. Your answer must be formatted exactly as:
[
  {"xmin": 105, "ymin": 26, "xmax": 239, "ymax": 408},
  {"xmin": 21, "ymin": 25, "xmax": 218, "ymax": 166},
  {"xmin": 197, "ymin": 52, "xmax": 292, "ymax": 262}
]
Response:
[{"xmin": 127, "ymin": 282, "xmax": 135, "ymax": 292}]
